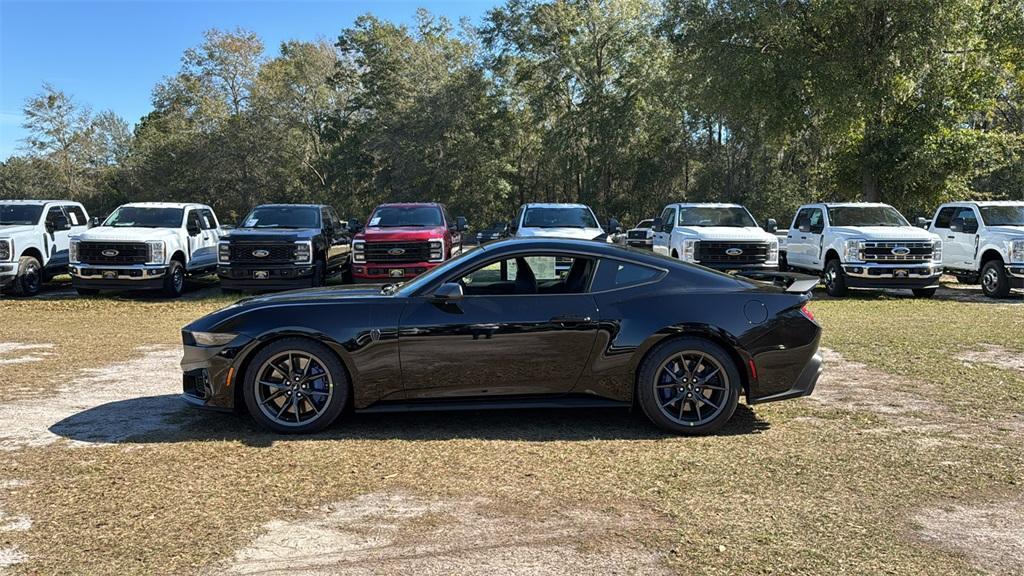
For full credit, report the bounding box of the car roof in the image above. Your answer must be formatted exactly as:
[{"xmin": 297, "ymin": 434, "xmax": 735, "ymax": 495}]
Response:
[
  {"xmin": 666, "ymin": 203, "xmax": 745, "ymax": 209},
  {"xmin": 0, "ymin": 199, "xmax": 82, "ymax": 206},
  {"xmin": 118, "ymin": 202, "xmax": 210, "ymax": 210},
  {"xmin": 375, "ymin": 202, "xmax": 442, "ymax": 208},
  {"xmin": 945, "ymin": 200, "xmax": 1024, "ymax": 207},
  {"xmin": 253, "ymin": 204, "xmax": 323, "ymax": 209},
  {"xmin": 522, "ymin": 203, "xmax": 591, "ymax": 209},
  {"xmin": 815, "ymin": 202, "xmax": 893, "ymax": 208}
]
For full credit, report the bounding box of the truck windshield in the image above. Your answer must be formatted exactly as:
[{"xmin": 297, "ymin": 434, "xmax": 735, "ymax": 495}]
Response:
[
  {"xmin": 523, "ymin": 207, "xmax": 599, "ymax": 228},
  {"xmin": 242, "ymin": 206, "xmax": 319, "ymax": 229},
  {"xmin": 369, "ymin": 206, "xmax": 443, "ymax": 228},
  {"xmin": 103, "ymin": 207, "xmax": 184, "ymax": 228},
  {"xmin": 677, "ymin": 207, "xmax": 756, "ymax": 227},
  {"xmin": 634, "ymin": 219, "xmax": 654, "ymax": 229},
  {"xmin": 0, "ymin": 204, "xmax": 44, "ymax": 225},
  {"xmin": 828, "ymin": 206, "xmax": 908, "ymax": 227},
  {"xmin": 979, "ymin": 205, "xmax": 1024, "ymax": 226}
]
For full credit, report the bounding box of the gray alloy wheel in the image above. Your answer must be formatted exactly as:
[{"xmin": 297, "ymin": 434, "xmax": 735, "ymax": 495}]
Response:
[
  {"xmin": 981, "ymin": 260, "xmax": 1011, "ymax": 298},
  {"xmin": 242, "ymin": 338, "xmax": 348, "ymax": 434}
]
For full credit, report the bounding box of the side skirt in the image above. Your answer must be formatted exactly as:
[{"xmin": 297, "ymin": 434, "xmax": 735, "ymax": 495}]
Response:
[{"xmin": 356, "ymin": 395, "xmax": 631, "ymax": 414}]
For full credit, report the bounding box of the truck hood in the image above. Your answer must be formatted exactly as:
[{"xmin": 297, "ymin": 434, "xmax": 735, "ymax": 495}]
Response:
[
  {"xmin": 829, "ymin": 226, "xmax": 940, "ymax": 242},
  {"xmin": 674, "ymin": 226, "xmax": 776, "ymax": 242},
  {"xmin": 73, "ymin": 226, "xmax": 179, "ymax": 242},
  {"xmin": 985, "ymin": 226, "xmax": 1024, "ymax": 239},
  {"xmin": 0, "ymin": 225, "xmax": 36, "ymax": 238},
  {"xmin": 357, "ymin": 226, "xmax": 446, "ymax": 242},
  {"xmin": 515, "ymin": 227, "xmax": 605, "ymax": 240},
  {"xmin": 225, "ymin": 228, "xmax": 317, "ymax": 242}
]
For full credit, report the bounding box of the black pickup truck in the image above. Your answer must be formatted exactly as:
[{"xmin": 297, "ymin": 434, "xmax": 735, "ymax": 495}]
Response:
[{"xmin": 217, "ymin": 204, "xmax": 352, "ymax": 292}]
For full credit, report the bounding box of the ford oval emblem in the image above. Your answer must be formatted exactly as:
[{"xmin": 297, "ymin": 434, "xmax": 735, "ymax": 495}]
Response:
[
  {"xmin": 388, "ymin": 248, "xmax": 406, "ymax": 256},
  {"xmin": 725, "ymin": 248, "xmax": 744, "ymax": 256},
  {"xmin": 252, "ymin": 249, "xmax": 270, "ymax": 258},
  {"xmin": 101, "ymin": 249, "xmax": 119, "ymax": 257},
  {"xmin": 891, "ymin": 247, "xmax": 911, "ymax": 256}
]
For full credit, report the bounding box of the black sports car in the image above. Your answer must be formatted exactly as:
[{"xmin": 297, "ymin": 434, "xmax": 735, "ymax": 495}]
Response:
[{"xmin": 181, "ymin": 238, "xmax": 822, "ymax": 435}]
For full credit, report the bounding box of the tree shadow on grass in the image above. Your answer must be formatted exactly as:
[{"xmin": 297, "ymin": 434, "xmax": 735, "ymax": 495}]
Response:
[{"xmin": 49, "ymin": 394, "xmax": 770, "ymax": 447}]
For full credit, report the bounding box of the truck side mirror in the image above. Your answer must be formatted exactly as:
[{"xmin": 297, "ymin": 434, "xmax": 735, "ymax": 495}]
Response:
[
  {"xmin": 88, "ymin": 216, "xmax": 102, "ymax": 228},
  {"xmin": 651, "ymin": 217, "xmax": 663, "ymax": 231},
  {"xmin": 950, "ymin": 218, "xmax": 964, "ymax": 233},
  {"xmin": 607, "ymin": 218, "xmax": 622, "ymax": 234},
  {"xmin": 455, "ymin": 216, "xmax": 467, "ymax": 232},
  {"xmin": 916, "ymin": 217, "xmax": 930, "ymax": 229},
  {"xmin": 508, "ymin": 220, "xmax": 516, "ymax": 232},
  {"xmin": 347, "ymin": 218, "xmax": 362, "ymax": 233},
  {"xmin": 765, "ymin": 218, "xmax": 778, "ymax": 234}
]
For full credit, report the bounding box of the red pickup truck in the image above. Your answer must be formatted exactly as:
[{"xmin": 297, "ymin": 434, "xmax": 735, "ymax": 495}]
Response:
[{"xmin": 351, "ymin": 202, "xmax": 466, "ymax": 282}]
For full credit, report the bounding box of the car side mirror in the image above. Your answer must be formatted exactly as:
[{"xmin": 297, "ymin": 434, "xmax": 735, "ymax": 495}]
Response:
[
  {"xmin": 765, "ymin": 218, "xmax": 778, "ymax": 234},
  {"xmin": 187, "ymin": 222, "xmax": 202, "ymax": 236},
  {"xmin": 456, "ymin": 216, "xmax": 467, "ymax": 232},
  {"xmin": 916, "ymin": 217, "xmax": 930, "ymax": 229},
  {"xmin": 88, "ymin": 216, "xmax": 102, "ymax": 228},
  {"xmin": 607, "ymin": 218, "xmax": 622, "ymax": 234},
  {"xmin": 507, "ymin": 220, "xmax": 516, "ymax": 232},
  {"xmin": 347, "ymin": 218, "xmax": 363, "ymax": 233},
  {"xmin": 950, "ymin": 218, "xmax": 964, "ymax": 233},
  {"xmin": 432, "ymin": 282, "xmax": 463, "ymax": 302},
  {"xmin": 651, "ymin": 217, "xmax": 663, "ymax": 231}
]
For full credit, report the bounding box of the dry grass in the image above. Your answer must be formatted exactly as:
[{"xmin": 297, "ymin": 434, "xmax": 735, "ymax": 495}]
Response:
[{"xmin": 0, "ymin": 281, "xmax": 1021, "ymax": 575}]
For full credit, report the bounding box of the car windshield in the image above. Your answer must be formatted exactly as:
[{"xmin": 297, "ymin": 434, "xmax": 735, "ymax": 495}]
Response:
[
  {"xmin": 103, "ymin": 206, "xmax": 184, "ymax": 228},
  {"xmin": 0, "ymin": 204, "xmax": 44, "ymax": 225},
  {"xmin": 677, "ymin": 207, "xmax": 757, "ymax": 227},
  {"xmin": 828, "ymin": 206, "xmax": 908, "ymax": 227},
  {"xmin": 369, "ymin": 206, "xmax": 443, "ymax": 228},
  {"xmin": 522, "ymin": 207, "xmax": 599, "ymax": 229},
  {"xmin": 979, "ymin": 205, "xmax": 1024, "ymax": 226},
  {"xmin": 634, "ymin": 219, "xmax": 654, "ymax": 229},
  {"xmin": 241, "ymin": 206, "xmax": 319, "ymax": 229}
]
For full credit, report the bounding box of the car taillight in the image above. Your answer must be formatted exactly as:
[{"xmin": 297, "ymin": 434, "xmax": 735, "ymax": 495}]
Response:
[{"xmin": 799, "ymin": 304, "xmax": 815, "ymax": 322}]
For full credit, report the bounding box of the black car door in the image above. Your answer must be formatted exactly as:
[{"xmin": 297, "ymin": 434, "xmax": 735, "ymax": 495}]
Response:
[{"xmin": 398, "ymin": 254, "xmax": 600, "ymax": 399}]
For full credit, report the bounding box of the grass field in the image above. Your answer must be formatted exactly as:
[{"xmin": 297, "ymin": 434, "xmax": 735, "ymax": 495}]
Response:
[{"xmin": 0, "ymin": 278, "xmax": 1022, "ymax": 575}]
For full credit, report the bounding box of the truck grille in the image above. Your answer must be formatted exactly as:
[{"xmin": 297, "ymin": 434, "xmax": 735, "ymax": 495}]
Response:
[
  {"xmin": 627, "ymin": 230, "xmax": 648, "ymax": 240},
  {"xmin": 363, "ymin": 241, "xmax": 433, "ymax": 264},
  {"xmin": 78, "ymin": 242, "xmax": 149, "ymax": 265},
  {"xmin": 696, "ymin": 242, "xmax": 770, "ymax": 265},
  {"xmin": 861, "ymin": 241, "xmax": 933, "ymax": 263},
  {"xmin": 228, "ymin": 243, "xmax": 297, "ymax": 264}
]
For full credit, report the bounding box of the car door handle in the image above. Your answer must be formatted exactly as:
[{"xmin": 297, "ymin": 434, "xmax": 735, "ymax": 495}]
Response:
[
  {"xmin": 947, "ymin": 235, "xmax": 955, "ymax": 239},
  {"xmin": 550, "ymin": 315, "xmax": 592, "ymax": 326},
  {"xmin": 800, "ymin": 236, "xmax": 807, "ymax": 240}
]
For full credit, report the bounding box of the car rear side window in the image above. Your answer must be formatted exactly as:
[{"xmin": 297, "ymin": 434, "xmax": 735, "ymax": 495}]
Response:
[
  {"xmin": 592, "ymin": 259, "xmax": 663, "ymax": 291},
  {"xmin": 65, "ymin": 205, "xmax": 87, "ymax": 226},
  {"xmin": 199, "ymin": 209, "xmax": 217, "ymax": 230}
]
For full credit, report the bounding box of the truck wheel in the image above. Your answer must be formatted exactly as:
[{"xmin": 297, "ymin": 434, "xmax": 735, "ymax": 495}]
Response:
[
  {"xmin": 75, "ymin": 287, "xmax": 100, "ymax": 296},
  {"xmin": 980, "ymin": 260, "xmax": 1011, "ymax": 298},
  {"xmin": 161, "ymin": 260, "xmax": 185, "ymax": 297},
  {"xmin": 311, "ymin": 261, "xmax": 325, "ymax": 287},
  {"xmin": 778, "ymin": 252, "xmax": 789, "ymax": 272},
  {"xmin": 9, "ymin": 256, "xmax": 43, "ymax": 297},
  {"xmin": 912, "ymin": 288, "xmax": 937, "ymax": 298},
  {"xmin": 824, "ymin": 259, "xmax": 848, "ymax": 297}
]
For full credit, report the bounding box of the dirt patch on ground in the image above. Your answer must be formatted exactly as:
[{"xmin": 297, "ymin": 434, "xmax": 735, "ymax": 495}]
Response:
[
  {"xmin": 0, "ymin": 343, "xmax": 54, "ymax": 366},
  {"xmin": 958, "ymin": 344, "xmax": 1024, "ymax": 374},
  {"xmin": 218, "ymin": 492, "xmax": 670, "ymax": 576},
  {"xmin": 0, "ymin": 346, "xmax": 191, "ymax": 450},
  {"xmin": 0, "ymin": 479, "xmax": 30, "ymax": 574},
  {"xmin": 914, "ymin": 495, "xmax": 1024, "ymax": 576}
]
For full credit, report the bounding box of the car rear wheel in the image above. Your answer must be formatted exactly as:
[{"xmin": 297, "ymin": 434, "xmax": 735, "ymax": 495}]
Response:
[
  {"xmin": 9, "ymin": 256, "xmax": 42, "ymax": 297},
  {"xmin": 981, "ymin": 260, "xmax": 1011, "ymax": 298},
  {"xmin": 242, "ymin": 338, "xmax": 348, "ymax": 434},
  {"xmin": 824, "ymin": 259, "xmax": 848, "ymax": 297},
  {"xmin": 637, "ymin": 337, "xmax": 740, "ymax": 435}
]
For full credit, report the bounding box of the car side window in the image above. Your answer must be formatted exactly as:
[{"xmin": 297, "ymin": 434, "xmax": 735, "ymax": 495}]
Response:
[
  {"xmin": 954, "ymin": 207, "xmax": 978, "ymax": 226},
  {"xmin": 199, "ymin": 209, "xmax": 217, "ymax": 230},
  {"xmin": 65, "ymin": 205, "xmax": 86, "ymax": 226},
  {"xmin": 45, "ymin": 206, "xmax": 65, "ymax": 226},
  {"xmin": 934, "ymin": 207, "xmax": 957, "ymax": 229},
  {"xmin": 591, "ymin": 259, "xmax": 663, "ymax": 291},
  {"xmin": 457, "ymin": 255, "xmax": 595, "ymax": 296},
  {"xmin": 659, "ymin": 207, "xmax": 675, "ymax": 231},
  {"xmin": 187, "ymin": 210, "xmax": 202, "ymax": 230},
  {"xmin": 807, "ymin": 208, "xmax": 824, "ymax": 233}
]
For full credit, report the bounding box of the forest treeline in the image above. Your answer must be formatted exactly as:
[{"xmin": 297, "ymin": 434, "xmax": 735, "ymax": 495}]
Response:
[{"xmin": 2, "ymin": 0, "xmax": 1022, "ymax": 226}]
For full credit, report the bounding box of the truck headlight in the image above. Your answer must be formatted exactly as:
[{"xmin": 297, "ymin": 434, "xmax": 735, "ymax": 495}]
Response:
[
  {"xmin": 767, "ymin": 239, "xmax": 779, "ymax": 264},
  {"xmin": 187, "ymin": 331, "xmax": 237, "ymax": 347},
  {"xmin": 69, "ymin": 239, "xmax": 79, "ymax": 263},
  {"xmin": 682, "ymin": 239, "xmax": 699, "ymax": 262},
  {"xmin": 352, "ymin": 240, "xmax": 365, "ymax": 263},
  {"xmin": 429, "ymin": 239, "xmax": 444, "ymax": 262},
  {"xmin": 844, "ymin": 239, "xmax": 864, "ymax": 262},
  {"xmin": 218, "ymin": 242, "xmax": 230, "ymax": 264},
  {"xmin": 146, "ymin": 240, "xmax": 165, "ymax": 264},
  {"xmin": 931, "ymin": 240, "xmax": 942, "ymax": 262},
  {"xmin": 294, "ymin": 240, "xmax": 312, "ymax": 264},
  {"xmin": 1011, "ymin": 239, "xmax": 1024, "ymax": 263},
  {"xmin": 0, "ymin": 238, "xmax": 12, "ymax": 262}
]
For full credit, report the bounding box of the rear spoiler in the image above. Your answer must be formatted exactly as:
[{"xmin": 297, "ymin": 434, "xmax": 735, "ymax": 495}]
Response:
[{"xmin": 735, "ymin": 271, "xmax": 819, "ymax": 294}]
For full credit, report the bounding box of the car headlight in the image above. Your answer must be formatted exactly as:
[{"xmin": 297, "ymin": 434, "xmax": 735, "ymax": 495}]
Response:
[
  {"xmin": 682, "ymin": 239, "xmax": 699, "ymax": 262},
  {"xmin": 218, "ymin": 241, "xmax": 230, "ymax": 264},
  {"xmin": 0, "ymin": 238, "xmax": 12, "ymax": 262},
  {"xmin": 931, "ymin": 239, "xmax": 942, "ymax": 261},
  {"xmin": 1011, "ymin": 239, "xmax": 1024, "ymax": 263},
  {"xmin": 352, "ymin": 240, "xmax": 365, "ymax": 263},
  {"xmin": 146, "ymin": 240, "xmax": 165, "ymax": 264},
  {"xmin": 294, "ymin": 240, "xmax": 313, "ymax": 264},
  {"xmin": 69, "ymin": 239, "xmax": 79, "ymax": 263},
  {"xmin": 844, "ymin": 239, "xmax": 864, "ymax": 262},
  {"xmin": 188, "ymin": 331, "xmax": 237, "ymax": 347},
  {"xmin": 429, "ymin": 239, "xmax": 444, "ymax": 262},
  {"xmin": 767, "ymin": 239, "xmax": 779, "ymax": 264}
]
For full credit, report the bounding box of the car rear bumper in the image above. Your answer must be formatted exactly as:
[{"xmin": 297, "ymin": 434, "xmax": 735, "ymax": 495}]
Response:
[
  {"xmin": 352, "ymin": 261, "xmax": 441, "ymax": 282},
  {"xmin": 217, "ymin": 264, "xmax": 316, "ymax": 291},
  {"xmin": 748, "ymin": 349, "xmax": 822, "ymax": 404}
]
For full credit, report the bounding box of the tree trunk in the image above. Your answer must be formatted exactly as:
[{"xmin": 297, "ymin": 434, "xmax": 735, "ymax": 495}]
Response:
[{"xmin": 862, "ymin": 168, "xmax": 880, "ymax": 202}]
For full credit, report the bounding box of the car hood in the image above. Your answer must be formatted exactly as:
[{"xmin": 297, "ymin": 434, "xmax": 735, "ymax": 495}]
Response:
[
  {"xmin": 73, "ymin": 226, "xmax": 179, "ymax": 242},
  {"xmin": 357, "ymin": 226, "xmax": 447, "ymax": 242},
  {"xmin": 829, "ymin": 226, "xmax": 939, "ymax": 242},
  {"xmin": 674, "ymin": 226, "xmax": 776, "ymax": 241},
  {"xmin": 0, "ymin": 225, "xmax": 36, "ymax": 237},
  {"xmin": 225, "ymin": 228, "xmax": 317, "ymax": 242},
  {"xmin": 515, "ymin": 227, "xmax": 605, "ymax": 240},
  {"xmin": 985, "ymin": 226, "xmax": 1024, "ymax": 238}
]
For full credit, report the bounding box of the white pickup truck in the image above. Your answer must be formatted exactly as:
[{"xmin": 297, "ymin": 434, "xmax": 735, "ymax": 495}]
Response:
[
  {"xmin": 651, "ymin": 203, "xmax": 779, "ymax": 271},
  {"xmin": 780, "ymin": 202, "xmax": 942, "ymax": 297},
  {"xmin": 0, "ymin": 199, "xmax": 91, "ymax": 296},
  {"xmin": 927, "ymin": 201, "xmax": 1024, "ymax": 298},
  {"xmin": 69, "ymin": 202, "xmax": 222, "ymax": 297},
  {"xmin": 512, "ymin": 203, "xmax": 618, "ymax": 240}
]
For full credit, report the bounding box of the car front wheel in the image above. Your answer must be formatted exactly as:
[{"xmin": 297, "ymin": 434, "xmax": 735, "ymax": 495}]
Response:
[
  {"xmin": 981, "ymin": 260, "xmax": 1011, "ymax": 298},
  {"xmin": 162, "ymin": 260, "xmax": 185, "ymax": 297},
  {"xmin": 637, "ymin": 337, "xmax": 740, "ymax": 435},
  {"xmin": 824, "ymin": 259, "xmax": 848, "ymax": 297},
  {"xmin": 242, "ymin": 338, "xmax": 348, "ymax": 434},
  {"xmin": 9, "ymin": 256, "xmax": 42, "ymax": 297}
]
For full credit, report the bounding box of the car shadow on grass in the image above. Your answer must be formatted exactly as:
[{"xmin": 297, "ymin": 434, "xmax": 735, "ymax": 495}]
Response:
[{"xmin": 49, "ymin": 394, "xmax": 770, "ymax": 447}]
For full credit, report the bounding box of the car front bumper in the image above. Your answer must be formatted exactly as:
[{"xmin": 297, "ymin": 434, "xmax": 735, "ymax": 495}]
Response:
[
  {"xmin": 217, "ymin": 264, "xmax": 316, "ymax": 291},
  {"xmin": 180, "ymin": 333, "xmax": 256, "ymax": 411},
  {"xmin": 1007, "ymin": 265, "xmax": 1024, "ymax": 289},
  {"xmin": 352, "ymin": 261, "xmax": 441, "ymax": 282},
  {"xmin": 842, "ymin": 263, "xmax": 942, "ymax": 290},
  {"xmin": 0, "ymin": 263, "xmax": 16, "ymax": 287},
  {"xmin": 626, "ymin": 239, "xmax": 653, "ymax": 248},
  {"xmin": 697, "ymin": 262, "xmax": 779, "ymax": 273},
  {"xmin": 70, "ymin": 264, "xmax": 168, "ymax": 290}
]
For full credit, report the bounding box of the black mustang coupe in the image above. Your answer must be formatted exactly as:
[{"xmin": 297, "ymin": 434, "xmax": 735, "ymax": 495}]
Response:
[{"xmin": 181, "ymin": 238, "xmax": 822, "ymax": 435}]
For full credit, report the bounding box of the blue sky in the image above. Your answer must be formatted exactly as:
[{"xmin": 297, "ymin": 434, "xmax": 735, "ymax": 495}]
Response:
[{"xmin": 0, "ymin": 0, "xmax": 498, "ymax": 160}]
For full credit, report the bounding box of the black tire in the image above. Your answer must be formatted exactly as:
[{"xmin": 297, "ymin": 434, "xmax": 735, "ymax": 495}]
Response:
[
  {"xmin": 980, "ymin": 259, "xmax": 1011, "ymax": 299},
  {"xmin": 311, "ymin": 260, "xmax": 325, "ymax": 288},
  {"xmin": 341, "ymin": 263, "xmax": 354, "ymax": 284},
  {"xmin": 8, "ymin": 256, "xmax": 43, "ymax": 297},
  {"xmin": 778, "ymin": 252, "xmax": 789, "ymax": 272},
  {"xmin": 912, "ymin": 287, "xmax": 937, "ymax": 298},
  {"xmin": 75, "ymin": 287, "xmax": 100, "ymax": 296},
  {"xmin": 824, "ymin": 258, "xmax": 848, "ymax": 297},
  {"xmin": 161, "ymin": 260, "xmax": 185, "ymax": 297},
  {"xmin": 242, "ymin": 337, "xmax": 349, "ymax": 434},
  {"xmin": 636, "ymin": 337, "xmax": 740, "ymax": 436}
]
